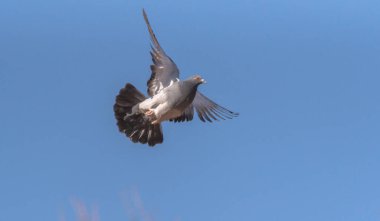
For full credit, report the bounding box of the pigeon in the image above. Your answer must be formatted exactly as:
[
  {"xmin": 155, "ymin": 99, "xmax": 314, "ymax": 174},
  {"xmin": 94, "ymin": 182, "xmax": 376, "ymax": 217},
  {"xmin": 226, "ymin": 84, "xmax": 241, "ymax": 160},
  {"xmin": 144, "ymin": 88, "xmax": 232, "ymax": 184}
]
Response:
[{"xmin": 113, "ymin": 9, "xmax": 239, "ymax": 146}]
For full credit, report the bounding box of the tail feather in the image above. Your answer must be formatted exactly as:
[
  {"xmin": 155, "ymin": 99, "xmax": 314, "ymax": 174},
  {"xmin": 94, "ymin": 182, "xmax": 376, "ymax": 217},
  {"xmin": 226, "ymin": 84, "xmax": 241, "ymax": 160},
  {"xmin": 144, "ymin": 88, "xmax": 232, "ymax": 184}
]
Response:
[{"xmin": 114, "ymin": 83, "xmax": 163, "ymax": 146}]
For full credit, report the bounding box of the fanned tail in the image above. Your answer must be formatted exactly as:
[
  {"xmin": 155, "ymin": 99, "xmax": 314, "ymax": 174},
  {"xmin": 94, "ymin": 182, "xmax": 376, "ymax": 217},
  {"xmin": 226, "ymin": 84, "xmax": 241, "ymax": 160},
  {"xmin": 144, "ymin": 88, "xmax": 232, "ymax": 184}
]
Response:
[{"xmin": 113, "ymin": 83, "xmax": 163, "ymax": 146}]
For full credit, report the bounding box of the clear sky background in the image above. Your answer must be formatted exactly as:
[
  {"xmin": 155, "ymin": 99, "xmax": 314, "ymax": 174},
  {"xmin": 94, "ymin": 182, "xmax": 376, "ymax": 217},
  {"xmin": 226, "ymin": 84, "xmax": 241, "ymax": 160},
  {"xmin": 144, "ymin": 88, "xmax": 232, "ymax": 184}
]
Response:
[{"xmin": 1, "ymin": 0, "xmax": 379, "ymax": 220}]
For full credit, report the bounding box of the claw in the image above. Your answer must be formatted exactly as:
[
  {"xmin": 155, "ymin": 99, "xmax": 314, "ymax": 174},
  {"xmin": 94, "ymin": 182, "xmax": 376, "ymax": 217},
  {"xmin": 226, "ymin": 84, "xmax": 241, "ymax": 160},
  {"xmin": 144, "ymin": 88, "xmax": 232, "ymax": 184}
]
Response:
[{"xmin": 151, "ymin": 120, "xmax": 159, "ymax": 125}]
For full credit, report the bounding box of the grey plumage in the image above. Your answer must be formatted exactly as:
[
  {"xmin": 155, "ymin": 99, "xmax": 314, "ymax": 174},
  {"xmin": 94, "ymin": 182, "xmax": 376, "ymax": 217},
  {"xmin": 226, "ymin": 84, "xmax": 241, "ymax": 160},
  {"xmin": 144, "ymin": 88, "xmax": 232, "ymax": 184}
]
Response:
[
  {"xmin": 114, "ymin": 9, "xmax": 238, "ymax": 147},
  {"xmin": 143, "ymin": 9, "xmax": 180, "ymax": 97}
]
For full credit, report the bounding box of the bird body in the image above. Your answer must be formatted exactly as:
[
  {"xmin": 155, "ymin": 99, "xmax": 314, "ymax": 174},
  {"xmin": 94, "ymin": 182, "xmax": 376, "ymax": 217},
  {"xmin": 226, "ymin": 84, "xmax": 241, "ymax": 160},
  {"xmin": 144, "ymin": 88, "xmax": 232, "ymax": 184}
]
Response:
[
  {"xmin": 113, "ymin": 10, "xmax": 238, "ymax": 146},
  {"xmin": 134, "ymin": 77, "xmax": 203, "ymax": 124}
]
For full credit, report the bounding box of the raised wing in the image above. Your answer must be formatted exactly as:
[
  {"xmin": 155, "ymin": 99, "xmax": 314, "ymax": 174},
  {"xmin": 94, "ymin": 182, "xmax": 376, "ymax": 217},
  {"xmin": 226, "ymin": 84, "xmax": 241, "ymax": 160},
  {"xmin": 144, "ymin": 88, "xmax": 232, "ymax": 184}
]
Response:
[
  {"xmin": 170, "ymin": 92, "xmax": 239, "ymax": 123},
  {"xmin": 143, "ymin": 9, "xmax": 180, "ymax": 97}
]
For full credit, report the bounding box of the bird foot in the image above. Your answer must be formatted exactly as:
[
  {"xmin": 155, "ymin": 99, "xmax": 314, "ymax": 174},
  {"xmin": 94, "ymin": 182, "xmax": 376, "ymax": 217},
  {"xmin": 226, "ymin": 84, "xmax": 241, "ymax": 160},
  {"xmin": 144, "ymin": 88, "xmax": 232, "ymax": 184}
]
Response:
[
  {"xmin": 145, "ymin": 109, "xmax": 159, "ymax": 124},
  {"xmin": 145, "ymin": 109, "xmax": 154, "ymax": 116}
]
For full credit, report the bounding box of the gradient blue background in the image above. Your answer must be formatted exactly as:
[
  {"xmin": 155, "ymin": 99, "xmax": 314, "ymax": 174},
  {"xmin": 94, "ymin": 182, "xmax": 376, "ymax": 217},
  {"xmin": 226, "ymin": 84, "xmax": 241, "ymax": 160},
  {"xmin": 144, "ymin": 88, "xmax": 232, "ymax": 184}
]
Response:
[{"xmin": 1, "ymin": 0, "xmax": 379, "ymax": 220}]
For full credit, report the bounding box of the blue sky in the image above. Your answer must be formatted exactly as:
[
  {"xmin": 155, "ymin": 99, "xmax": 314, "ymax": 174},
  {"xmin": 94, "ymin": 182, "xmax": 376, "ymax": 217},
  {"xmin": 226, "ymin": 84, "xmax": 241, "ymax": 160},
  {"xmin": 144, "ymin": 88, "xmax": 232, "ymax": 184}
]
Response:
[{"xmin": 1, "ymin": 0, "xmax": 380, "ymax": 220}]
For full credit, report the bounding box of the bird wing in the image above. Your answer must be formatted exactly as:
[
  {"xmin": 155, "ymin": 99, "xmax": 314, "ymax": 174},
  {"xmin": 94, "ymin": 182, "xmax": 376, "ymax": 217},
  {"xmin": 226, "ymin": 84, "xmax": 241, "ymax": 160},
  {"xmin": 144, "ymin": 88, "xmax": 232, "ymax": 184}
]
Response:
[
  {"xmin": 143, "ymin": 9, "xmax": 180, "ymax": 97},
  {"xmin": 170, "ymin": 92, "xmax": 239, "ymax": 123}
]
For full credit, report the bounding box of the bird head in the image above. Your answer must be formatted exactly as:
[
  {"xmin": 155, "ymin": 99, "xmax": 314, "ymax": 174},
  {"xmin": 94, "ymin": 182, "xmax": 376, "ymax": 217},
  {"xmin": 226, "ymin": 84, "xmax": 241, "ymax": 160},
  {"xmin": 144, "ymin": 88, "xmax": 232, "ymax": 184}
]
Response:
[{"xmin": 191, "ymin": 75, "xmax": 206, "ymax": 85}]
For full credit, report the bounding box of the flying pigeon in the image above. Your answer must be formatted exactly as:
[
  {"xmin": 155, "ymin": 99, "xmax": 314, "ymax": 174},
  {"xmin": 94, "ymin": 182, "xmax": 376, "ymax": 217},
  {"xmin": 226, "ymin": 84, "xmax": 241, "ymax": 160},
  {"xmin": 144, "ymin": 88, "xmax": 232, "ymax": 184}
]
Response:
[{"xmin": 113, "ymin": 9, "xmax": 238, "ymax": 146}]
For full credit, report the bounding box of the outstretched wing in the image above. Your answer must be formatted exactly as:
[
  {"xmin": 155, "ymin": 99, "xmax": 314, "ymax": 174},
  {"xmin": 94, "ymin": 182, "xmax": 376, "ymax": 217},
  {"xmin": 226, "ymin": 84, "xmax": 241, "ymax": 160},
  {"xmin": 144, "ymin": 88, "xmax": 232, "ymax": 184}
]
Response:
[
  {"xmin": 143, "ymin": 9, "xmax": 180, "ymax": 97},
  {"xmin": 170, "ymin": 92, "xmax": 239, "ymax": 123}
]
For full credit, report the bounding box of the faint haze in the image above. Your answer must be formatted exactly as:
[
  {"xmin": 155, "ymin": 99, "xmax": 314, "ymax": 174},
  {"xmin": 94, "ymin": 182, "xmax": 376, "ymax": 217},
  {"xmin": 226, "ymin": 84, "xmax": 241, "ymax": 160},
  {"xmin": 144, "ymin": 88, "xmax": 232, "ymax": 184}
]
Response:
[
  {"xmin": 1, "ymin": 0, "xmax": 380, "ymax": 221},
  {"xmin": 63, "ymin": 190, "xmax": 169, "ymax": 221}
]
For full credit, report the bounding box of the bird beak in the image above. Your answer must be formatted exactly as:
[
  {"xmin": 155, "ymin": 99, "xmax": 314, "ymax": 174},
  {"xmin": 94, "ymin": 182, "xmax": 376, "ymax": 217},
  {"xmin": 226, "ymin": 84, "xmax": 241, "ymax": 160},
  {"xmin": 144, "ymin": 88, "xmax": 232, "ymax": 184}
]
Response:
[{"xmin": 201, "ymin": 79, "xmax": 206, "ymax": 84}]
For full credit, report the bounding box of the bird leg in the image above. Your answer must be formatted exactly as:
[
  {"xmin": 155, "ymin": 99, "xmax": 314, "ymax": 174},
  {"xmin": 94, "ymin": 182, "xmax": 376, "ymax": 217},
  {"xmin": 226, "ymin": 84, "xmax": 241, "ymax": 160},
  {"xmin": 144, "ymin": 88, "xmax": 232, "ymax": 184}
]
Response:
[
  {"xmin": 138, "ymin": 98, "xmax": 155, "ymax": 111},
  {"xmin": 149, "ymin": 102, "xmax": 170, "ymax": 125}
]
